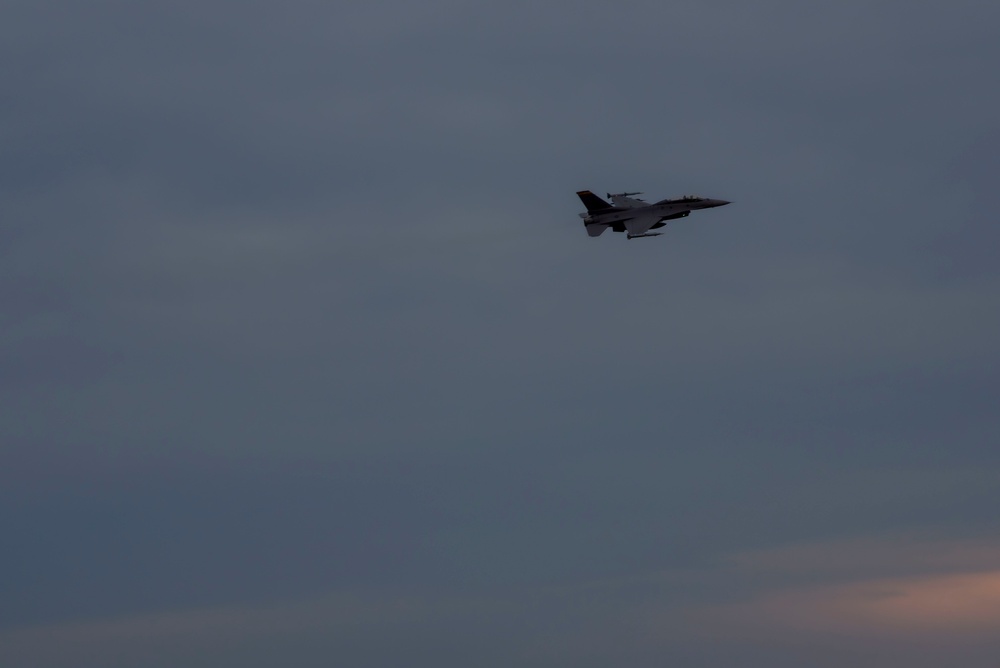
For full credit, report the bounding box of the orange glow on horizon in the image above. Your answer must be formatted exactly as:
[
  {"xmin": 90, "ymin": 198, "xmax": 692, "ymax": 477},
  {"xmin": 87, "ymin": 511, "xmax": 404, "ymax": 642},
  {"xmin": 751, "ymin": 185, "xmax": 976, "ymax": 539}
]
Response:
[
  {"xmin": 701, "ymin": 570, "xmax": 1000, "ymax": 637},
  {"xmin": 832, "ymin": 570, "xmax": 1000, "ymax": 630}
]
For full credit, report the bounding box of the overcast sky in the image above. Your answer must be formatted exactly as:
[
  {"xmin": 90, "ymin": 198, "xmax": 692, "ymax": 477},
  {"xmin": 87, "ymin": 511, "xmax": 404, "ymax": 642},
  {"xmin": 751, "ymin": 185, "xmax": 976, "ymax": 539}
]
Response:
[{"xmin": 2, "ymin": 1, "xmax": 1000, "ymax": 666}]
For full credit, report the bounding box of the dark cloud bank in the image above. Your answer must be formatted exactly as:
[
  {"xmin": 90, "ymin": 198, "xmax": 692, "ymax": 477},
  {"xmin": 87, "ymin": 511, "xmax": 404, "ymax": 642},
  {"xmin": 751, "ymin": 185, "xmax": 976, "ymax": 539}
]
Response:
[{"xmin": 2, "ymin": 1, "xmax": 1000, "ymax": 666}]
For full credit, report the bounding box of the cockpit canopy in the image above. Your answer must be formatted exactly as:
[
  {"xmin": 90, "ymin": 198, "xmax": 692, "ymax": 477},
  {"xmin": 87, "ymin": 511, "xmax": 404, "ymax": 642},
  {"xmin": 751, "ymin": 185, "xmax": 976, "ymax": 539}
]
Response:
[{"xmin": 655, "ymin": 195, "xmax": 704, "ymax": 205}]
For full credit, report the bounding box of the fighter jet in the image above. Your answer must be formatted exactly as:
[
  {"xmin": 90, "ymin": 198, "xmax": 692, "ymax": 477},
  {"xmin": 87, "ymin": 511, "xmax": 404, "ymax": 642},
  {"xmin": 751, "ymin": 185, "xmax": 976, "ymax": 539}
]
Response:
[{"xmin": 576, "ymin": 190, "xmax": 730, "ymax": 239}]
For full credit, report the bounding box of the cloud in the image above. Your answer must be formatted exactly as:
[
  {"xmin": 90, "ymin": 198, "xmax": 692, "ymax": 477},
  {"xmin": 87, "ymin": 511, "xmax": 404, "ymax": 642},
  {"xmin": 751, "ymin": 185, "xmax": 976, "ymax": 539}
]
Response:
[
  {"xmin": 0, "ymin": 594, "xmax": 435, "ymax": 668},
  {"xmin": 4, "ymin": 534, "xmax": 1000, "ymax": 668},
  {"xmin": 0, "ymin": 586, "xmax": 649, "ymax": 668},
  {"xmin": 3, "ymin": 1, "xmax": 1000, "ymax": 666},
  {"xmin": 730, "ymin": 533, "xmax": 1000, "ymax": 579},
  {"xmin": 655, "ymin": 534, "xmax": 1000, "ymax": 655},
  {"xmin": 705, "ymin": 570, "xmax": 1000, "ymax": 636}
]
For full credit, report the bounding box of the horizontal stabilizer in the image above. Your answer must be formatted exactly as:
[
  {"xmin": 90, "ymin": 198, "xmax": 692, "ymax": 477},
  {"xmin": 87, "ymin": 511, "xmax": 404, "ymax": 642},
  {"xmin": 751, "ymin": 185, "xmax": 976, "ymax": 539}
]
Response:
[
  {"xmin": 576, "ymin": 190, "xmax": 612, "ymax": 212},
  {"xmin": 585, "ymin": 223, "xmax": 609, "ymax": 237}
]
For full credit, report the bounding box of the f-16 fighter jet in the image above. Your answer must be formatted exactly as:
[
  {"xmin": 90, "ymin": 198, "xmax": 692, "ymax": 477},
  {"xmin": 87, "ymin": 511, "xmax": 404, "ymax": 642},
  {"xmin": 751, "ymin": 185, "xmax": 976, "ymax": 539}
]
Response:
[{"xmin": 576, "ymin": 191, "xmax": 730, "ymax": 239}]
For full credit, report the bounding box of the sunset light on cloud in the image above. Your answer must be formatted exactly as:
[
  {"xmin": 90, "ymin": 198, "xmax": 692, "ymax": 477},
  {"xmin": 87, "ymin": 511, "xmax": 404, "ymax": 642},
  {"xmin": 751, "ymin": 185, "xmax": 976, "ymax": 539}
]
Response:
[
  {"xmin": 705, "ymin": 570, "xmax": 1000, "ymax": 636},
  {"xmin": 685, "ymin": 536, "xmax": 1000, "ymax": 642}
]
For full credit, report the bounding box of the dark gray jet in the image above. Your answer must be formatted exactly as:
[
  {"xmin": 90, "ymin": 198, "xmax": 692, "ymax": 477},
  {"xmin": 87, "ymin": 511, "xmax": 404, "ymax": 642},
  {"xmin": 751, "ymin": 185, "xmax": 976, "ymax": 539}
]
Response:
[{"xmin": 576, "ymin": 190, "xmax": 730, "ymax": 239}]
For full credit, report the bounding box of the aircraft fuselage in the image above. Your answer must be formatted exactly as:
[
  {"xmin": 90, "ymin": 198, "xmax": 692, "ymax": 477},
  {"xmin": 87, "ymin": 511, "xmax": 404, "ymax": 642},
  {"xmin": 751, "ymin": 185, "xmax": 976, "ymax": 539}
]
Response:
[
  {"xmin": 576, "ymin": 191, "xmax": 730, "ymax": 239},
  {"xmin": 582, "ymin": 197, "xmax": 729, "ymax": 225}
]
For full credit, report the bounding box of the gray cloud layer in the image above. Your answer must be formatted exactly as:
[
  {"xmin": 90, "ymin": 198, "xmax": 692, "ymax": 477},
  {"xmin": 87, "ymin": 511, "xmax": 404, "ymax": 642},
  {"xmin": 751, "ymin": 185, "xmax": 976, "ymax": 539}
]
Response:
[{"xmin": 2, "ymin": 0, "xmax": 999, "ymax": 665}]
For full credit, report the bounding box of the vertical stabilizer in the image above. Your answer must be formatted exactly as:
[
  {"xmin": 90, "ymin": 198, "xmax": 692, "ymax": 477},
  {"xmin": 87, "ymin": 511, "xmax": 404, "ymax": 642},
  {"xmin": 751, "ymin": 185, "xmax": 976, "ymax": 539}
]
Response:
[{"xmin": 576, "ymin": 190, "xmax": 612, "ymax": 212}]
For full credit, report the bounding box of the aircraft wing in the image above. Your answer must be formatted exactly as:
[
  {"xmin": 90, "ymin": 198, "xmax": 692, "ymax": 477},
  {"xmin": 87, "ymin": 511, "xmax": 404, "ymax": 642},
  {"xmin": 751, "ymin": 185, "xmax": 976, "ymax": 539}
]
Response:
[
  {"xmin": 623, "ymin": 213, "xmax": 660, "ymax": 237},
  {"xmin": 609, "ymin": 195, "xmax": 647, "ymax": 209}
]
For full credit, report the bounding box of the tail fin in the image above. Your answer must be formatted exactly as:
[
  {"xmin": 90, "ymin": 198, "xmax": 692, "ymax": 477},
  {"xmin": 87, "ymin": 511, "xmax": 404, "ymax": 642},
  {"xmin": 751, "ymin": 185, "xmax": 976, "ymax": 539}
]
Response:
[{"xmin": 576, "ymin": 190, "xmax": 612, "ymax": 212}]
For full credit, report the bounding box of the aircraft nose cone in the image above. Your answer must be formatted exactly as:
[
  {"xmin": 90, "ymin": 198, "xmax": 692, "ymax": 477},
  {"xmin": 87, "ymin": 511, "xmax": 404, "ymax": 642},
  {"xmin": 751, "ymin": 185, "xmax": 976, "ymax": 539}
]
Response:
[{"xmin": 713, "ymin": 199, "xmax": 731, "ymax": 207}]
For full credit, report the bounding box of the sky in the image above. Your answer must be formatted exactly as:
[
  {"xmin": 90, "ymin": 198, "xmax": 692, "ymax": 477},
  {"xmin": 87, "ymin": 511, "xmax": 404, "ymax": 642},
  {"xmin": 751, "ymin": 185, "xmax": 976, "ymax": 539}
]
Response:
[{"xmin": 2, "ymin": 0, "xmax": 1000, "ymax": 666}]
